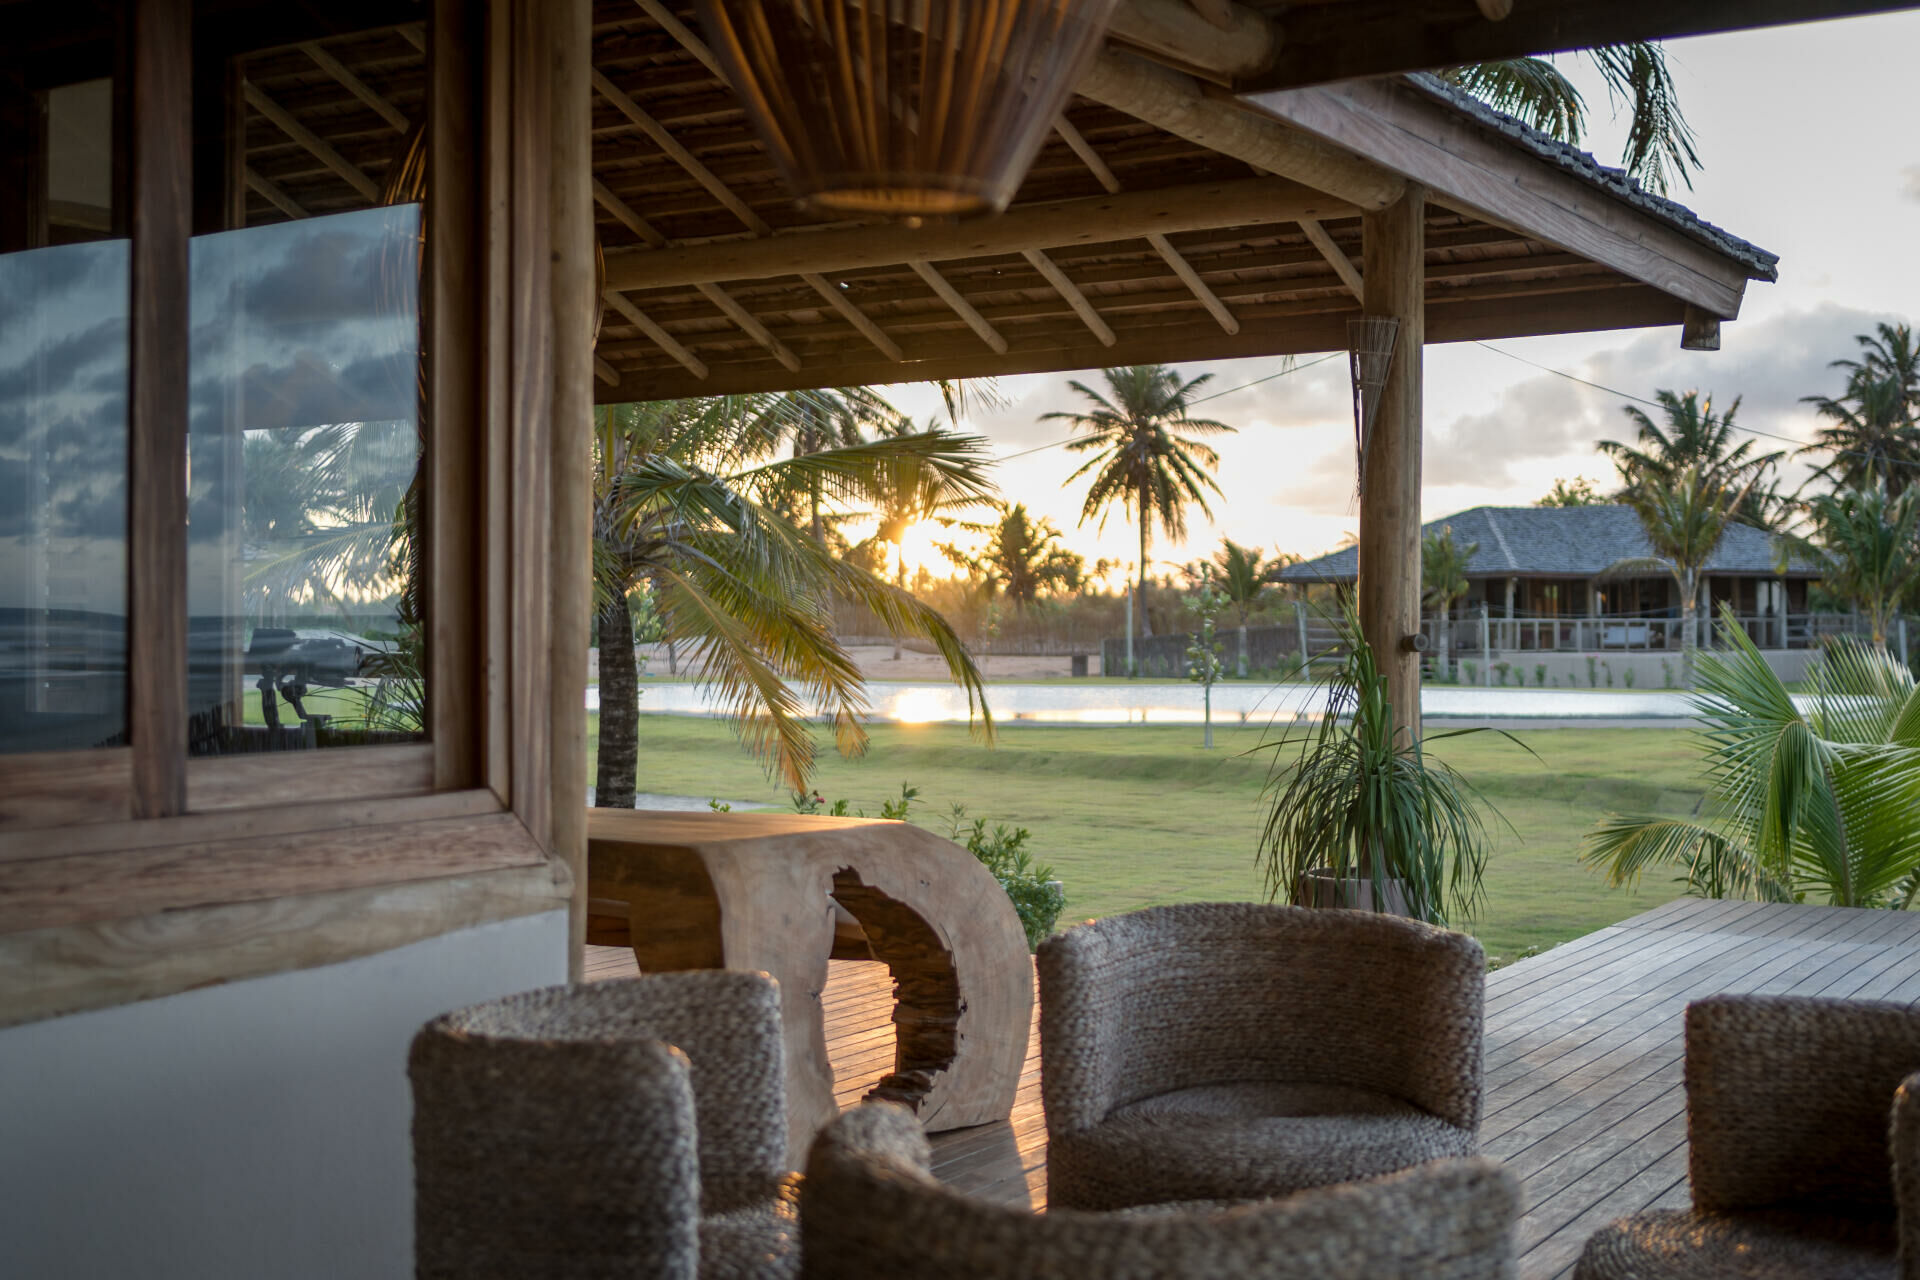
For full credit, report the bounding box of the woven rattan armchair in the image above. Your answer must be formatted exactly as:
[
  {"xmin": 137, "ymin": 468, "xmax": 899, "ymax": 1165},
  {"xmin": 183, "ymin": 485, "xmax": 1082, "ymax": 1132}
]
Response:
[
  {"xmin": 1575, "ymin": 993, "xmax": 1920, "ymax": 1280},
  {"xmin": 1036, "ymin": 901, "xmax": 1485, "ymax": 1210},
  {"xmin": 410, "ymin": 971, "xmax": 798, "ymax": 1280},
  {"xmin": 799, "ymin": 1102, "xmax": 1519, "ymax": 1279}
]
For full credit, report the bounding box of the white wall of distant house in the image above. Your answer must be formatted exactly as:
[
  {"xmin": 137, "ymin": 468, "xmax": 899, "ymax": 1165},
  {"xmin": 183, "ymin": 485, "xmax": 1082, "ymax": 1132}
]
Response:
[{"xmin": 0, "ymin": 910, "xmax": 566, "ymax": 1280}]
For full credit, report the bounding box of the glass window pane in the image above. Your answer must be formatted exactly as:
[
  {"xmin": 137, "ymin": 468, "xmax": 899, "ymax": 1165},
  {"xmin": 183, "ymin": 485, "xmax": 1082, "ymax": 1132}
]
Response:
[
  {"xmin": 186, "ymin": 203, "xmax": 424, "ymax": 753},
  {"xmin": 0, "ymin": 74, "xmax": 128, "ymax": 755}
]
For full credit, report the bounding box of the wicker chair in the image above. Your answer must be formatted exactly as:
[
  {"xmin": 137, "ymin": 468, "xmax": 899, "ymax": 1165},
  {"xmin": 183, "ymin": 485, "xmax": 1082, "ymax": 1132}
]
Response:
[
  {"xmin": 1037, "ymin": 902, "xmax": 1485, "ymax": 1210},
  {"xmin": 410, "ymin": 971, "xmax": 799, "ymax": 1280},
  {"xmin": 1575, "ymin": 994, "xmax": 1920, "ymax": 1280},
  {"xmin": 800, "ymin": 1102, "xmax": 1519, "ymax": 1279}
]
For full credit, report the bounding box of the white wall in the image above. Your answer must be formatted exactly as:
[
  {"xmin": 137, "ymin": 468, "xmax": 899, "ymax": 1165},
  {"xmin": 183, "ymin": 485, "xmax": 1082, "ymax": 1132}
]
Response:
[{"xmin": 0, "ymin": 909, "xmax": 568, "ymax": 1280}]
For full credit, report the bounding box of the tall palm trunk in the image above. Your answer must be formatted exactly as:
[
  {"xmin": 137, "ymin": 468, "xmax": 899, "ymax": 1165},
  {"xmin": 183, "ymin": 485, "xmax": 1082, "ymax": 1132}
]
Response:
[
  {"xmin": 1136, "ymin": 504, "xmax": 1152, "ymax": 640},
  {"xmin": 892, "ymin": 552, "xmax": 906, "ymax": 661},
  {"xmin": 1678, "ymin": 568, "xmax": 1698, "ymax": 688},
  {"xmin": 594, "ymin": 591, "xmax": 639, "ymax": 809}
]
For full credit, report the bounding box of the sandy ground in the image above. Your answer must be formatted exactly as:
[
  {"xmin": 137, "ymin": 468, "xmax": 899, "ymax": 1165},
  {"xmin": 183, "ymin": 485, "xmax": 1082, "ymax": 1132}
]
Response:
[{"xmin": 592, "ymin": 642, "xmax": 1098, "ymax": 682}]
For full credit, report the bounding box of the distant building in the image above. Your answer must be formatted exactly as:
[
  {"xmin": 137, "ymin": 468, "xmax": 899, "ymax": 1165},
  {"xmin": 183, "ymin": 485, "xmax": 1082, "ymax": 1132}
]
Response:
[{"xmin": 1277, "ymin": 504, "xmax": 1824, "ymax": 651}]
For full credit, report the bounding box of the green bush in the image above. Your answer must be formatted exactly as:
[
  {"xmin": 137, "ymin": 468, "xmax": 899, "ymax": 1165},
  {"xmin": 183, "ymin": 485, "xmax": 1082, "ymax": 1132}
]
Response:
[{"xmin": 790, "ymin": 783, "xmax": 1065, "ymax": 949}]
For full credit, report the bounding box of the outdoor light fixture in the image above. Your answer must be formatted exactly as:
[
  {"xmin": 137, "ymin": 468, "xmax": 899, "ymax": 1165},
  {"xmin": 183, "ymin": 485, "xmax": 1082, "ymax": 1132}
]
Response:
[{"xmin": 693, "ymin": 0, "xmax": 1122, "ymax": 219}]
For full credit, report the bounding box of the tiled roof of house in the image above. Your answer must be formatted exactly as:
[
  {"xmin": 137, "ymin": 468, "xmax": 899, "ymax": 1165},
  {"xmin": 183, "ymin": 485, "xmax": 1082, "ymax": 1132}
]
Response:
[
  {"xmin": 1277, "ymin": 504, "xmax": 1819, "ymax": 583},
  {"xmin": 1406, "ymin": 75, "xmax": 1780, "ymax": 283}
]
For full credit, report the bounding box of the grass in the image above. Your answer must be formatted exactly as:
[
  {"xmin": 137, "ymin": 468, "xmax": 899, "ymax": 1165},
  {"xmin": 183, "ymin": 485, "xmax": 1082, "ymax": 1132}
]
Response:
[{"xmin": 598, "ymin": 713, "xmax": 1707, "ymax": 961}]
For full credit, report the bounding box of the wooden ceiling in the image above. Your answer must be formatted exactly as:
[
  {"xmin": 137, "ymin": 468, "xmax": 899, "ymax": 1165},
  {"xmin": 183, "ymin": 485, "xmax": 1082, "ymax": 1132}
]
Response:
[{"xmin": 233, "ymin": 1, "xmax": 1786, "ymax": 404}]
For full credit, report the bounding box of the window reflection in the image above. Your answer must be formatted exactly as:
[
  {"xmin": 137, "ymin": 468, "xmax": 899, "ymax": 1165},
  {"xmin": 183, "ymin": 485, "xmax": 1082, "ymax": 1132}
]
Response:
[
  {"xmin": 186, "ymin": 204, "xmax": 424, "ymax": 753},
  {"xmin": 0, "ymin": 70, "xmax": 128, "ymax": 755}
]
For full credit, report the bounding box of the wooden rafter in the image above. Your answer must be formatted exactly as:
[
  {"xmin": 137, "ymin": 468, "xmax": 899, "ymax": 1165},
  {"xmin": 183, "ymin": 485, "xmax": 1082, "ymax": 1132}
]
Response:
[
  {"xmin": 602, "ymin": 176, "xmax": 1351, "ymax": 292},
  {"xmin": 1299, "ymin": 217, "xmax": 1364, "ymax": 300},
  {"xmin": 597, "ymin": 25, "xmax": 906, "ymax": 364},
  {"xmin": 1054, "ymin": 115, "xmax": 1239, "ymax": 335},
  {"xmin": 1022, "ymin": 249, "xmax": 1116, "ymax": 347},
  {"xmin": 244, "ymin": 166, "xmax": 309, "ymax": 219},
  {"xmin": 243, "ymin": 81, "xmax": 380, "ymax": 202},
  {"xmin": 594, "ymin": 355, "xmax": 621, "ymax": 386},
  {"xmin": 604, "ymin": 289, "xmax": 709, "ymax": 380},
  {"xmin": 299, "ymin": 41, "xmax": 409, "ymax": 133},
  {"xmin": 909, "ymin": 261, "xmax": 1008, "ymax": 354}
]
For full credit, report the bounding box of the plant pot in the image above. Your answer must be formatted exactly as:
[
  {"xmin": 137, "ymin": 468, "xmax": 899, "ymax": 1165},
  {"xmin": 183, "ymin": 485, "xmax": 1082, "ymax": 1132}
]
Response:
[{"xmin": 1291, "ymin": 869, "xmax": 1413, "ymax": 918}]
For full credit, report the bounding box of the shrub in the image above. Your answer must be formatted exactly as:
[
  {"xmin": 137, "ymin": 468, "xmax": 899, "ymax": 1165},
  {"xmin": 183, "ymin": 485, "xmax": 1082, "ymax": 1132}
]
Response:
[
  {"xmin": 1662, "ymin": 659, "xmax": 1675, "ymax": 689},
  {"xmin": 1534, "ymin": 663, "xmax": 1547, "ymax": 687},
  {"xmin": 1492, "ymin": 661, "xmax": 1511, "ymax": 687},
  {"xmin": 1623, "ymin": 666, "xmax": 1636, "ymax": 688},
  {"xmin": 947, "ymin": 808, "xmax": 1066, "ymax": 950},
  {"xmin": 1461, "ymin": 660, "xmax": 1479, "ymax": 685},
  {"xmin": 1586, "ymin": 656, "xmax": 1599, "ymax": 688}
]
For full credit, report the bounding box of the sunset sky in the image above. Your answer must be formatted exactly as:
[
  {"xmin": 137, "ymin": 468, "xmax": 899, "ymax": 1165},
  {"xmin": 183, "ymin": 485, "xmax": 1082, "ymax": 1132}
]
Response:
[{"xmin": 867, "ymin": 9, "xmax": 1920, "ymax": 584}]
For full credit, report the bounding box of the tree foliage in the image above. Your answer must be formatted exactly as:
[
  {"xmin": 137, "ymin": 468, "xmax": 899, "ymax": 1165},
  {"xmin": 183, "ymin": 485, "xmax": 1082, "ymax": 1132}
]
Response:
[
  {"xmin": 589, "ymin": 397, "xmax": 996, "ymax": 803},
  {"xmin": 1599, "ymin": 389, "xmax": 1783, "ymax": 530},
  {"xmin": 1044, "ymin": 365, "xmax": 1235, "ymax": 642},
  {"xmin": 942, "ymin": 503, "xmax": 1084, "ymax": 607},
  {"xmin": 1441, "ymin": 42, "xmax": 1702, "ymax": 194},
  {"xmin": 1585, "ymin": 611, "xmax": 1920, "ymax": 908},
  {"xmin": 1779, "ymin": 486, "xmax": 1920, "ymax": 647},
  {"xmin": 1801, "ymin": 323, "xmax": 1920, "ymax": 497}
]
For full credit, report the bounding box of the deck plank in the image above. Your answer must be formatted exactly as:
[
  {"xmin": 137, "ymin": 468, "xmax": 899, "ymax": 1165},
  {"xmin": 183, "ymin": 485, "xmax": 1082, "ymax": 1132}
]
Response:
[{"xmin": 585, "ymin": 895, "xmax": 1920, "ymax": 1275}]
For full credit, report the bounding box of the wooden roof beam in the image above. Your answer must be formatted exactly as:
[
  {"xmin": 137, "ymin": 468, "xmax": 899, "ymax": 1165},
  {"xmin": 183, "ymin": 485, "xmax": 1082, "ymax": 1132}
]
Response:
[
  {"xmin": 242, "ymin": 81, "xmax": 380, "ymax": 202},
  {"xmin": 1055, "ymin": 116, "xmax": 1239, "ymax": 335},
  {"xmin": 603, "ymin": 175, "xmax": 1353, "ymax": 292},
  {"xmin": 1245, "ymin": 76, "xmax": 1759, "ymax": 317},
  {"xmin": 243, "ymin": 166, "xmax": 308, "ymax": 219},
  {"xmin": 909, "ymin": 261, "xmax": 1008, "ymax": 354},
  {"xmin": 1022, "ymin": 249, "xmax": 1117, "ymax": 347},
  {"xmin": 1299, "ymin": 218, "xmax": 1364, "ymax": 300},
  {"xmin": 1075, "ymin": 47, "xmax": 1402, "ymax": 210},
  {"xmin": 299, "ymin": 41, "xmax": 409, "ymax": 133},
  {"xmin": 1107, "ymin": 0, "xmax": 1278, "ymax": 84},
  {"xmin": 604, "ymin": 290, "xmax": 709, "ymax": 380}
]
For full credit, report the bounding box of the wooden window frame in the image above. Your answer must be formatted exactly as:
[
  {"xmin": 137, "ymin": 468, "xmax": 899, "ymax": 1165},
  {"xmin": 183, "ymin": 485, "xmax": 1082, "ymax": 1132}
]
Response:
[{"xmin": 0, "ymin": 0, "xmax": 586, "ymax": 1021}]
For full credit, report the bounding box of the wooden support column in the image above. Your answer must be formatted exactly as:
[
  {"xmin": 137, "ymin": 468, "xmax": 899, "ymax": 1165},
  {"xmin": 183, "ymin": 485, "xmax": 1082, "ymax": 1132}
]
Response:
[
  {"xmin": 548, "ymin": 0, "xmax": 594, "ymax": 979},
  {"xmin": 1358, "ymin": 184, "xmax": 1425, "ymax": 742}
]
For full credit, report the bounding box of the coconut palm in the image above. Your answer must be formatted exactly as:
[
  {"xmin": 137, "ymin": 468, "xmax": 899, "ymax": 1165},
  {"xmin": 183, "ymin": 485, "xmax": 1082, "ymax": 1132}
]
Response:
[
  {"xmin": 743, "ymin": 386, "xmax": 904, "ymax": 543},
  {"xmin": 850, "ymin": 417, "xmax": 998, "ymax": 658},
  {"xmin": 1599, "ymin": 390, "xmax": 1784, "ymax": 530},
  {"xmin": 1211, "ymin": 538, "xmax": 1275, "ymax": 629},
  {"xmin": 1802, "ymin": 325, "xmax": 1920, "ymax": 497},
  {"xmin": 1585, "ymin": 612, "xmax": 1920, "ymax": 907},
  {"xmin": 590, "ymin": 398, "xmax": 995, "ymax": 807},
  {"xmin": 1422, "ymin": 525, "xmax": 1479, "ymax": 682},
  {"xmin": 1606, "ymin": 464, "xmax": 1754, "ymax": 685},
  {"xmin": 1778, "ymin": 486, "xmax": 1920, "ymax": 648},
  {"xmin": 1044, "ymin": 365, "xmax": 1235, "ymax": 646},
  {"xmin": 943, "ymin": 504, "xmax": 1084, "ymax": 607},
  {"xmin": 1441, "ymin": 42, "xmax": 1701, "ymax": 195}
]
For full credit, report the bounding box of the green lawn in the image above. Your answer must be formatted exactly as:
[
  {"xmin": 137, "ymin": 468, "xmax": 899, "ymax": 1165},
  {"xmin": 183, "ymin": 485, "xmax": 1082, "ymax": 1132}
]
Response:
[{"xmin": 598, "ymin": 714, "xmax": 1706, "ymax": 961}]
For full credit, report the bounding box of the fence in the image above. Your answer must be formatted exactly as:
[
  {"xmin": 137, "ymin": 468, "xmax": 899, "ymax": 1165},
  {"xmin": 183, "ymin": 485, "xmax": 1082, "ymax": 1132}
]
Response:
[{"xmin": 1098, "ymin": 604, "xmax": 1915, "ymax": 681}]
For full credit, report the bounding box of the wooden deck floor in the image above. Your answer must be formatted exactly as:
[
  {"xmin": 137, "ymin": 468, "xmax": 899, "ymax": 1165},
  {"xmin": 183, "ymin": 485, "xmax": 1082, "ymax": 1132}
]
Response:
[{"xmin": 586, "ymin": 896, "xmax": 1920, "ymax": 1279}]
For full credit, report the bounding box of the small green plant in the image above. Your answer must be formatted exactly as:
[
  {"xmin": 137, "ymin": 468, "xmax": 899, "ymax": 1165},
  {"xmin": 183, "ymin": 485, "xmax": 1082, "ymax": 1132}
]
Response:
[
  {"xmin": 1602, "ymin": 660, "xmax": 1614, "ymax": 688},
  {"xmin": 1662, "ymin": 659, "xmax": 1675, "ymax": 689},
  {"xmin": 1493, "ymin": 661, "xmax": 1511, "ymax": 687},
  {"xmin": 1184, "ymin": 571, "xmax": 1228, "ymax": 750},
  {"xmin": 1586, "ymin": 656, "xmax": 1599, "ymax": 688},
  {"xmin": 1534, "ymin": 664, "xmax": 1547, "ymax": 687},
  {"xmin": 1461, "ymin": 660, "xmax": 1479, "ymax": 685},
  {"xmin": 943, "ymin": 804, "xmax": 1065, "ymax": 949},
  {"xmin": 707, "ymin": 798, "xmax": 732, "ymax": 813},
  {"xmin": 1623, "ymin": 666, "xmax": 1636, "ymax": 688}
]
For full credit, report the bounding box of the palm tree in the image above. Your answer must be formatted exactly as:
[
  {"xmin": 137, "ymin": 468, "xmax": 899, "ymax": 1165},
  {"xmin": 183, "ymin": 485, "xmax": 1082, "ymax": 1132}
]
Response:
[
  {"xmin": 943, "ymin": 504, "xmax": 1085, "ymax": 607},
  {"xmin": 1585, "ymin": 614, "xmax": 1920, "ymax": 907},
  {"xmin": 744, "ymin": 386, "xmax": 904, "ymax": 543},
  {"xmin": 1605, "ymin": 464, "xmax": 1753, "ymax": 685},
  {"xmin": 852, "ymin": 417, "xmax": 998, "ymax": 658},
  {"xmin": 1599, "ymin": 390, "xmax": 1784, "ymax": 530},
  {"xmin": 1212, "ymin": 537, "xmax": 1279, "ymax": 677},
  {"xmin": 1044, "ymin": 365, "xmax": 1235, "ymax": 648},
  {"xmin": 1802, "ymin": 325, "xmax": 1920, "ymax": 497},
  {"xmin": 1779, "ymin": 486, "xmax": 1920, "ymax": 648},
  {"xmin": 590, "ymin": 398, "xmax": 995, "ymax": 808},
  {"xmin": 1421, "ymin": 525, "xmax": 1479, "ymax": 683},
  {"xmin": 1441, "ymin": 42, "xmax": 1701, "ymax": 195}
]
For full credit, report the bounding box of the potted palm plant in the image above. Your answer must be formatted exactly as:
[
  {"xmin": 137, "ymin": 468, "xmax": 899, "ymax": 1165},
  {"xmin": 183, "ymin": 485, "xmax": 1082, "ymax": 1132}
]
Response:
[{"xmin": 1256, "ymin": 611, "xmax": 1509, "ymax": 926}]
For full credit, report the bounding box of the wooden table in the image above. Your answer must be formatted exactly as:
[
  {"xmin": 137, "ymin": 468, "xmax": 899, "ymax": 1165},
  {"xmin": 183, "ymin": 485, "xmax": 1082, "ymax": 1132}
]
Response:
[{"xmin": 586, "ymin": 809, "xmax": 1033, "ymax": 1161}]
